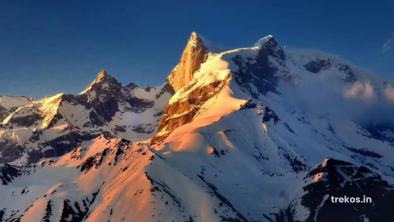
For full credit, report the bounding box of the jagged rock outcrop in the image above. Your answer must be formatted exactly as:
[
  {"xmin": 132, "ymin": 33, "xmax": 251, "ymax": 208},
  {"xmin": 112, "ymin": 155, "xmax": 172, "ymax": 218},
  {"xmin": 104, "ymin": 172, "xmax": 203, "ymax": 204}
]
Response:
[
  {"xmin": 167, "ymin": 32, "xmax": 208, "ymax": 92},
  {"xmin": 0, "ymin": 163, "xmax": 22, "ymax": 185}
]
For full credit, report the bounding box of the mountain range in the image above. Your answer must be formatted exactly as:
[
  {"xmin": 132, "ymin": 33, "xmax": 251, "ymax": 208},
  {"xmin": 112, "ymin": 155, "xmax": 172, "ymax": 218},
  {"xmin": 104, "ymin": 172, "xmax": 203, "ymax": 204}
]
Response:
[{"xmin": 1, "ymin": 32, "xmax": 394, "ymax": 222}]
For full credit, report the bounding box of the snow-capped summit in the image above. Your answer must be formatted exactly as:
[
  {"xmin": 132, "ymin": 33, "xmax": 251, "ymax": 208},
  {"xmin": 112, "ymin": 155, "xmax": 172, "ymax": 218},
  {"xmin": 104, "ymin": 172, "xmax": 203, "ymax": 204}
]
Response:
[
  {"xmin": 1, "ymin": 33, "xmax": 394, "ymax": 222},
  {"xmin": 81, "ymin": 70, "xmax": 122, "ymax": 95},
  {"xmin": 257, "ymin": 34, "xmax": 286, "ymax": 61},
  {"xmin": 255, "ymin": 34, "xmax": 274, "ymax": 47}
]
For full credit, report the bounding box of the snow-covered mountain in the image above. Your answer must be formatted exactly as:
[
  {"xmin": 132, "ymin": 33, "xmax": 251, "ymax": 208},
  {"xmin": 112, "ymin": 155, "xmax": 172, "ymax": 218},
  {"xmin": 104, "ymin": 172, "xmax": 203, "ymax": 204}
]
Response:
[
  {"xmin": 0, "ymin": 70, "xmax": 171, "ymax": 165},
  {"xmin": 1, "ymin": 32, "xmax": 394, "ymax": 222}
]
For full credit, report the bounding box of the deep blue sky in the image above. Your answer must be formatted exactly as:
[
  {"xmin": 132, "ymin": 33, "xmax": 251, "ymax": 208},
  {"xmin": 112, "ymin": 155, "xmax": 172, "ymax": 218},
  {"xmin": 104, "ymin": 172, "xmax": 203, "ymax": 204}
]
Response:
[{"xmin": 0, "ymin": 0, "xmax": 393, "ymax": 98}]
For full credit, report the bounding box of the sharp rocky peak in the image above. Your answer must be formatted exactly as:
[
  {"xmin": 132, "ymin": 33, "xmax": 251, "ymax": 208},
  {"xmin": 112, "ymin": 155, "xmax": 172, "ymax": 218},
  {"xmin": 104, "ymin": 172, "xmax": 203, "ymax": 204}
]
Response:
[
  {"xmin": 95, "ymin": 70, "xmax": 111, "ymax": 82},
  {"xmin": 167, "ymin": 32, "xmax": 208, "ymax": 92},
  {"xmin": 93, "ymin": 70, "xmax": 120, "ymax": 85},
  {"xmin": 255, "ymin": 35, "xmax": 276, "ymax": 47},
  {"xmin": 255, "ymin": 34, "xmax": 286, "ymax": 61},
  {"xmin": 81, "ymin": 70, "xmax": 122, "ymax": 94},
  {"xmin": 188, "ymin": 32, "xmax": 205, "ymax": 48}
]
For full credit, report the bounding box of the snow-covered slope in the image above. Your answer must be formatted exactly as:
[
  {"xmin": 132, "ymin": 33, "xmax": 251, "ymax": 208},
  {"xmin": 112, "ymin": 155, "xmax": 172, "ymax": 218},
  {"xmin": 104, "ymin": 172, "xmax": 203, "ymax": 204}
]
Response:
[
  {"xmin": 0, "ymin": 96, "xmax": 32, "ymax": 121},
  {"xmin": 1, "ymin": 32, "xmax": 394, "ymax": 222}
]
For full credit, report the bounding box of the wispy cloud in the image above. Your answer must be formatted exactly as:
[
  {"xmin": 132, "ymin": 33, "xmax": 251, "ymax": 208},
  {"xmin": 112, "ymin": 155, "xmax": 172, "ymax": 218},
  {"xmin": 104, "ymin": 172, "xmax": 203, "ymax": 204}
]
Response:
[{"xmin": 382, "ymin": 33, "xmax": 394, "ymax": 54}]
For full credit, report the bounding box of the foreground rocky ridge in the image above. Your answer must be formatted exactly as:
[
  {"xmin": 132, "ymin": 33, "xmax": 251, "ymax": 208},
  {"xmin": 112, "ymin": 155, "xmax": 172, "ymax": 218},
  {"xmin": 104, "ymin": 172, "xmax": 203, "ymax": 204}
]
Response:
[{"xmin": 1, "ymin": 32, "xmax": 394, "ymax": 221}]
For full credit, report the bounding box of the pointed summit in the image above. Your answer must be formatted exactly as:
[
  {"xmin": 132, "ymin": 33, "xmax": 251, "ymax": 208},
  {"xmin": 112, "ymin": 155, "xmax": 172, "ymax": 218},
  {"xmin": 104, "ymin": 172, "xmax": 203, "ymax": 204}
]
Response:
[
  {"xmin": 188, "ymin": 32, "xmax": 204, "ymax": 48},
  {"xmin": 81, "ymin": 70, "xmax": 121, "ymax": 94},
  {"xmin": 95, "ymin": 70, "xmax": 110, "ymax": 82},
  {"xmin": 255, "ymin": 35, "xmax": 276, "ymax": 47},
  {"xmin": 167, "ymin": 32, "xmax": 208, "ymax": 92},
  {"xmin": 93, "ymin": 70, "xmax": 119, "ymax": 84},
  {"xmin": 255, "ymin": 35, "xmax": 285, "ymax": 61}
]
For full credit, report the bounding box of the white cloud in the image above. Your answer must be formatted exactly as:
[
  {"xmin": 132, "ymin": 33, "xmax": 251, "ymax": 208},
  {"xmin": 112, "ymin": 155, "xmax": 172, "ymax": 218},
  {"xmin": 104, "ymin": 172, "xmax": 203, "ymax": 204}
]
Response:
[
  {"xmin": 344, "ymin": 82, "xmax": 375, "ymax": 101},
  {"xmin": 384, "ymin": 84, "xmax": 394, "ymax": 103},
  {"xmin": 382, "ymin": 34, "xmax": 394, "ymax": 54}
]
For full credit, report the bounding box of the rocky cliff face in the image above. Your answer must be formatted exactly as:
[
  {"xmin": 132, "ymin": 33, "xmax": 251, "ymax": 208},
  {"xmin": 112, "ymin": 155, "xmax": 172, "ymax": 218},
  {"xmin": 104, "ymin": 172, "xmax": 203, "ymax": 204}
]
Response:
[
  {"xmin": 167, "ymin": 32, "xmax": 208, "ymax": 92},
  {"xmin": 151, "ymin": 79, "xmax": 227, "ymax": 145}
]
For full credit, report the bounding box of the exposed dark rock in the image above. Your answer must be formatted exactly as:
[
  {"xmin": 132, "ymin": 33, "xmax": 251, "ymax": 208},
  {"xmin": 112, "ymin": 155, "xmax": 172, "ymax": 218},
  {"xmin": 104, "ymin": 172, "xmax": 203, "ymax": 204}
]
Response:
[
  {"xmin": 0, "ymin": 209, "xmax": 4, "ymax": 222},
  {"xmin": 126, "ymin": 97, "xmax": 154, "ymax": 113},
  {"xmin": 42, "ymin": 200, "xmax": 52, "ymax": 222},
  {"xmin": 132, "ymin": 124, "xmax": 155, "ymax": 134},
  {"xmin": 125, "ymin": 82, "xmax": 138, "ymax": 90},
  {"xmin": 304, "ymin": 59, "xmax": 331, "ymax": 73},
  {"xmin": 156, "ymin": 82, "xmax": 175, "ymax": 99},
  {"xmin": 59, "ymin": 191, "xmax": 99, "ymax": 222},
  {"xmin": 79, "ymin": 148, "xmax": 110, "ymax": 173},
  {"xmin": 208, "ymin": 146, "xmax": 221, "ymax": 158},
  {"xmin": 26, "ymin": 149, "xmax": 47, "ymax": 164},
  {"xmin": 113, "ymin": 125, "xmax": 126, "ymax": 133},
  {"xmin": 362, "ymin": 122, "xmax": 394, "ymax": 144},
  {"xmin": 0, "ymin": 106, "xmax": 9, "ymax": 121},
  {"xmin": 232, "ymin": 41, "xmax": 283, "ymax": 97},
  {"xmin": 29, "ymin": 130, "xmax": 43, "ymax": 143},
  {"xmin": 262, "ymin": 106, "xmax": 280, "ymax": 124},
  {"xmin": 114, "ymin": 144, "xmax": 126, "ymax": 164},
  {"xmin": 239, "ymin": 100, "xmax": 257, "ymax": 110},
  {"xmin": 88, "ymin": 111, "xmax": 104, "ymax": 126},
  {"xmin": 345, "ymin": 146, "xmax": 383, "ymax": 158},
  {"xmin": 0, "ymin": 140, "xmax": 25, "ymax": 163},
  {"xmin": 6, "ymin": 113, "xmax": 41, "ymax": 127},
  {"xmin": 258, "ymin": 36, "xmax": 286, "ymax": 61},
  {"xmin": 44, "ymin": 132, "xmax": 98, "ymax": 156},
  {"xmin": 282, "ymin": 153, "xmax": 307, "ymax": 173},
  {"xmin": 78, "ymin": 71, "xmax": 123, "ymax": 123},
  {"xmin": 0, "ymin": 163, "xmax": 22, "ymax": 185},
  {"xmin": 90, "ymin": 97, "xmax": 119, "ymax": 123},
  {"xmin": 336, "ymin": 64, "xmax": 357, "ymax": 82}
]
